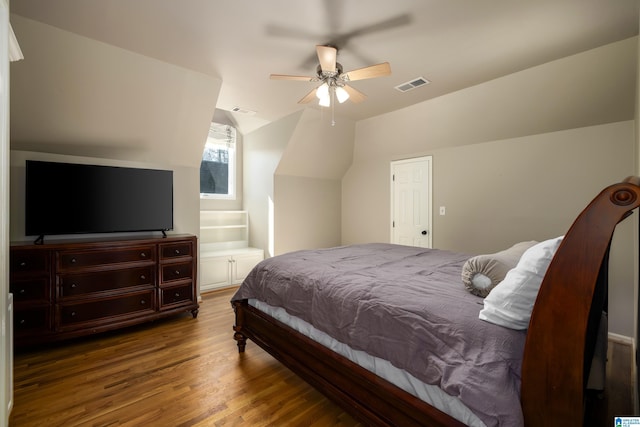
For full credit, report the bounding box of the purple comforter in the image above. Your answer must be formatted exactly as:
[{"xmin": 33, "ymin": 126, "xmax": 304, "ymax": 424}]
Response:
[{"xmin": 232, "ymin": 243, "xmax": 526, "ymax": 426}]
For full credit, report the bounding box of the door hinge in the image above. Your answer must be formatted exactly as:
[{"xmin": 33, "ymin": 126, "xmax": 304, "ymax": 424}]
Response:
[
  {"xmin": 392, "ymin": 174, "xmax": 395, "ymax": 181},
  {"xmin": 392, "ymin": 221, "xmax": 395, "ymax": 228}
]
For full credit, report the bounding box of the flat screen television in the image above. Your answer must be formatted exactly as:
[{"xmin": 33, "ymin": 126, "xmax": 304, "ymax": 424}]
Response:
[{"xmin": 25, "ymin": 160, "xmax": 174, "ymax": 240}]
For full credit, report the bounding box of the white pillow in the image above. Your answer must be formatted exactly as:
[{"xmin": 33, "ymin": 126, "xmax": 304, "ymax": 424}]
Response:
[{"xmin": 479, "ymin": 236, "xmax": 563, "ymax": 330}]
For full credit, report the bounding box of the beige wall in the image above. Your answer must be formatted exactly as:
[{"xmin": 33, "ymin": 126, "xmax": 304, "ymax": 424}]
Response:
[
  {"xmin": 8, "ymin": 15, "xmax": 220, "ymax": 239},
  {"xmin": 9, "ymin": 15, "xmax": 220, "ymax": 169},
  {"xmin": 244, "ymin": 111, "xmax": 301, "ymax": 256},
  {"xmin": 244, "ymin": 108, "xmax": 355, "ymax": 257},
  {"xmin": 428, "ymin": 123, "xmax": 634, "ymax": 253},
  {"xmin": 9, "ymin": 150, "xmax": 200, "ymax": 242},
  {"xmin": 635, "ymin": 14, "xmax": 640, "ymax": 375},
  {"xmin": 276, "ymin": 109, "xmax": 355, "ymax": 180},
  {"xmin": 344, "ymin": 38, "xmax": 636, "ymax": 246},
  {"xmin": 343, "ymin": 38, "xmax": 637, "ymax": 337},
  {"xmin": 274, "ymin": 175, "xmax": 342, "ymax": 254}
]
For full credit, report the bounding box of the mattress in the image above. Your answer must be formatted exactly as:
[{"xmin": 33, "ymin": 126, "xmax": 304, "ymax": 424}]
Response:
[
  {"xmin": 233, "ymin": 243, "xmax": 527, "ymax": 426},
  {"xmin": 249, "ymin": 298, "xmax": 487, "ymax": 427}
]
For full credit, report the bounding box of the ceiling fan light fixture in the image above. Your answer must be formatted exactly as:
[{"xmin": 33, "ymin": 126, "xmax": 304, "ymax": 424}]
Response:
[
  {"xmin": 335, "ymin": 86, "xmax": 350, "ymax": 103},
  {"xmin": 316, "ymin": 83, "xmax": 329, "ymax": 99},
  {"xmin": 318, "ymin": 93, "xmax": 331, "ymax": 107}
]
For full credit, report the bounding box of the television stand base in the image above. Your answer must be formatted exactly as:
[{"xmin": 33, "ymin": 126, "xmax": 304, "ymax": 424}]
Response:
[{"xmin": 10, "ymin": 234, "xmax": 199, "ymax": 348}]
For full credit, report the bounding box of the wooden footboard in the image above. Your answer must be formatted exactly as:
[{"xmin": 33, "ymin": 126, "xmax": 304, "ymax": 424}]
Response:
[
  {"xmin": 522, "ymin": 176, "xmax": 640, "ymax": 426},
  {"xmin": 233, "ymin": 177, "xmax": 640, "ymax": 427},
  {"xmin": 232, "ymin": 300, "xmax": 466, "ymax": 427}
]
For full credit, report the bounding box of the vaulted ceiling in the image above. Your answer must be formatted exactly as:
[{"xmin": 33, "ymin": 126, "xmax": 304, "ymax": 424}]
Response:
[{"xmin": 10, "ymin": 0, "xmax": 640, "ymax": 133}]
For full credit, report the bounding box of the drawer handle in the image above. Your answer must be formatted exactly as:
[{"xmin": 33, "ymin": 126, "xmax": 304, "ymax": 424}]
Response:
[
  {"xmin": 140, "ymin": 300, "xmax": 146, "ymax": 305},
  {"xmin": 140, "ymin": 275, "xmax": 146, "ymax": 280},
  {"xmin": 70, "ymin": 311, "xmax": 76, "ymax": 317},
  {"xmin": 174, "ymin": 270, "xmax": 181, "ymax": 276},
  {"xmin": 70, "ymin": 283, "xmax": 77, "ymax": 289},
  {"xmin": 174, "ymin": 249, "xmax": 181, "ymax": 255},
  {"xmin": 70, "ymin": 258, "xmax": 77, "ymax": 264},
  {"xmin": 19, "ymin": 288, "xmax": 25, "ymax": 294},
  {"xmin": 174, "ymin": 292, "xmax": 180, "ymax": 297},
  {"xmin": 19, "ymin": 261, "xmax": 27, "ymax": 267},
  {"xmin": 19, "ymin": 319, "xmax": 25, "ymax": 325},
  {"xmin": 140, "ymin": 252, "xmax": 147, "ymax": 258}
]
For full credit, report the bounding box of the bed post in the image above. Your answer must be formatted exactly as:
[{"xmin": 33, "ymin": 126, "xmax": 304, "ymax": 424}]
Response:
[
  {"xmin": 522, "ymin": 177, "xmax": 640, "ymax": 426},
  {"xmin": 232, "ymin": 300, "xmax": 247, "ymax": 353}
]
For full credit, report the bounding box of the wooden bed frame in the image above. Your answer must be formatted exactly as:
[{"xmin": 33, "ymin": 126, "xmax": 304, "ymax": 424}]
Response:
[{"xmin": 233, "ymin": 177, "xmax": 640, "ymax": 427}]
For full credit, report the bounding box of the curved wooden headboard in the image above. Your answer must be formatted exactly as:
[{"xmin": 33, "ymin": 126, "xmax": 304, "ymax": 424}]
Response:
[{"xmin": 522, "ymin": 176, "xmax": 640, "ymax": 426}]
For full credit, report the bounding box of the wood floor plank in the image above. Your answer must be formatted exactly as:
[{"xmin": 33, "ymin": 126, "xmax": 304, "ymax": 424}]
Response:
[{"xmin": 9, "ymin": 287, "xmax": 633, "ymax": 426}]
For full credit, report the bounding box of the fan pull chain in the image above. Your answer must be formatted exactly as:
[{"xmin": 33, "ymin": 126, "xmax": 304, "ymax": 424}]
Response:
[{"xmin": 331, "ymin": 86, "xmax": 336, "ymax": 126}]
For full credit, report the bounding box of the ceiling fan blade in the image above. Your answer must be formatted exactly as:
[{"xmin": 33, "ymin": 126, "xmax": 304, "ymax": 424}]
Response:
[
  {"xmin": 270, "ymin": 74, "xmax": 315, "ymax": 81},
  {"xmin": 265, "ymin": 23, "xmax": 320, "ymax": 41},
  {"xmin": 322, "ymin": 14, "xmax": 412, "ymax": 50},
  {"xmin": 342, "ymin": 85, "xmax": 367, "ymax": 103},
  {"xmin": 323, "ymin": 0, "xmax": 344, "ymax": 34},
  {"xmin": 343, "ymin": 62, "xmax": 391, "ymax": 81},
  {"xmin": 347, "ymin": 14, "xmax": 411, "ymax": 38},
  {"xmin": 316, "ymin": 45, "xmax": 337, "ymax": 73},
  {"xmin": 298, "ymin": 87, "xmax": 318, "ymax": 104}
]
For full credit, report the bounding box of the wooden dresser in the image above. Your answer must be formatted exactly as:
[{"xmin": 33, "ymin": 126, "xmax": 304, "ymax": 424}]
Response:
[{"xmin": 10, "ymin": 234, "xmax": 198, "ymax": 347}]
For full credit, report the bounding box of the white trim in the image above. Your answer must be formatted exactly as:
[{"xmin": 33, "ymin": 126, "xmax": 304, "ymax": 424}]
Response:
[
  {"xmin": 605, "ymin": 333, "xmax": 637, "ymax": 413},
  {"xmin": 390, "ymin": 156, "xmax": 433, "ymax": 248},
  {"xmin": 633, "ymin": 335, "xmax": 639, "ymax": 415},
  {"xmin": 0, "ymin": 3, "xmax": 11, "ymax": 425},
  {"xmin": 200, "ymin": 132, "xmax": 236, "ymax": 200},
  {"xmin": 6, "ymin": 294, "xmax": 11, "ymax": 416},
  {"xmin": 608, "ymin": 332, "xmax": 635, "ymax": 346},
  {"xmin": 8, "ymin": 23, "xmax": 22, "ymax": 62},
  {"xmin": 608, "ymin": 333, "xmax": 640, "ymax": 414}
]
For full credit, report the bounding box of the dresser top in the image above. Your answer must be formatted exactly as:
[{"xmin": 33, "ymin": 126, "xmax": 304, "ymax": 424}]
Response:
[{"xmin": 11, "ymin": 233, "xmax": 196, "ymax": 250}]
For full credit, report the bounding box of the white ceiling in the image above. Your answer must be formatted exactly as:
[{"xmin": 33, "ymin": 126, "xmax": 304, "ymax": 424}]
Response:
[{"xmin": 10, "ymin": 0, "xmax": 640, "ymax": 134}]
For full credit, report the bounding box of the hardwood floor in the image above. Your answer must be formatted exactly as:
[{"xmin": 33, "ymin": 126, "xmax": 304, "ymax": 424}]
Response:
[
  {"xmin": 10, "ymin": 288, "xmax": 360, "ymax": 427},
  {"xmin": 9, "ymin": 287, "xmax": 635, "ymax": 426},
  {"xmin": 586, "ymin": 338, "xmax": 636, "ymax": 426}
]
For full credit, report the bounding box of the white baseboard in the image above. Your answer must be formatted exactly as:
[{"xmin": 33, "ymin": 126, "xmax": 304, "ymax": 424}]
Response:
[
  {"xmin": 608, "ymin": 333, "xmax": 639, "ymax": 414},
  {"xmin": 608, "ymin": 332, "xmax": 635, "ymax": 346}
]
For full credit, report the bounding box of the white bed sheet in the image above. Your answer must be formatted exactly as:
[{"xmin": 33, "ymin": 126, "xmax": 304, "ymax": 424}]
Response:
[{"xmin": 249, "ymin": 298, "xmax": 486, "ymax": 427}]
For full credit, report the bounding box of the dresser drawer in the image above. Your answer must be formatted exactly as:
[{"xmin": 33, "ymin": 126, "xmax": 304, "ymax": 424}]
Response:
[
  {"xmin": 11, "ymin": 235, "xmax": 198, "ymax": 347},
  {"xmin": 160, "ymin": 262, "xmax": 193, "ymax": 284},
  {"xmin": 11, "ymin": 250, "xmax": 49, "ymax": 275},
  {"xmin": 14, "ymin": 306, "xmax": 51, "ymax": 333},
  {"xmin": 160, "ymin": 284, "xmax": 194, "ymax": 309},
  {"xmin": 58, "ymin": 266, "xmax": 155, "ymax": 298},
  {"xmin": 160, "ymin": 242, "xmax": 193, "ymax": 260},
  {"xmin": 58, "ymin": 290, "xmax": 155, "ymax": 328},
  {"xmin": 58, "ymin": 246, "xmax": 156, "ymax": 270},
  {"xmin": 10, "ymin": 278, "xmax": 50, "ymax": 302}
]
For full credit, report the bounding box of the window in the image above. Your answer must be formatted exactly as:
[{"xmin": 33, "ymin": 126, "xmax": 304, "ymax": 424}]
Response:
[{"xmin": 200, "ymin": 122, "xmax": 236, "ymax": 199}]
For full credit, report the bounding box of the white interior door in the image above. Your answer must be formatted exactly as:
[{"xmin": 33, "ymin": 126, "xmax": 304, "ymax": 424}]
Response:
[{"xmin": 391, "ymin": 157, "xmax": 432, "ymax": 248}]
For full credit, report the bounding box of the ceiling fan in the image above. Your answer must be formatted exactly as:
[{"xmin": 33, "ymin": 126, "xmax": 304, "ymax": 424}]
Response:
[{"xmin": 270, "ymin": 45, "xmax": 391, "ymax": 108}]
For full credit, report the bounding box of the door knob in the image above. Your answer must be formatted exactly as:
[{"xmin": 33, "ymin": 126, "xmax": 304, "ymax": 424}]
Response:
[{"xmin": 421, "ymin": 230, "xmax": 427, "ymax": 235}]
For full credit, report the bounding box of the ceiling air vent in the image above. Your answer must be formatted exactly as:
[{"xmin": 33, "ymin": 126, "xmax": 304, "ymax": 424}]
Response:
[
  {"xmin": 394, "ymin": 77, "xmax": 430, "ymax": 93},
  {"xmin": 231, "ymin": 106, "xmax": 257, "ymax": 115}
]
